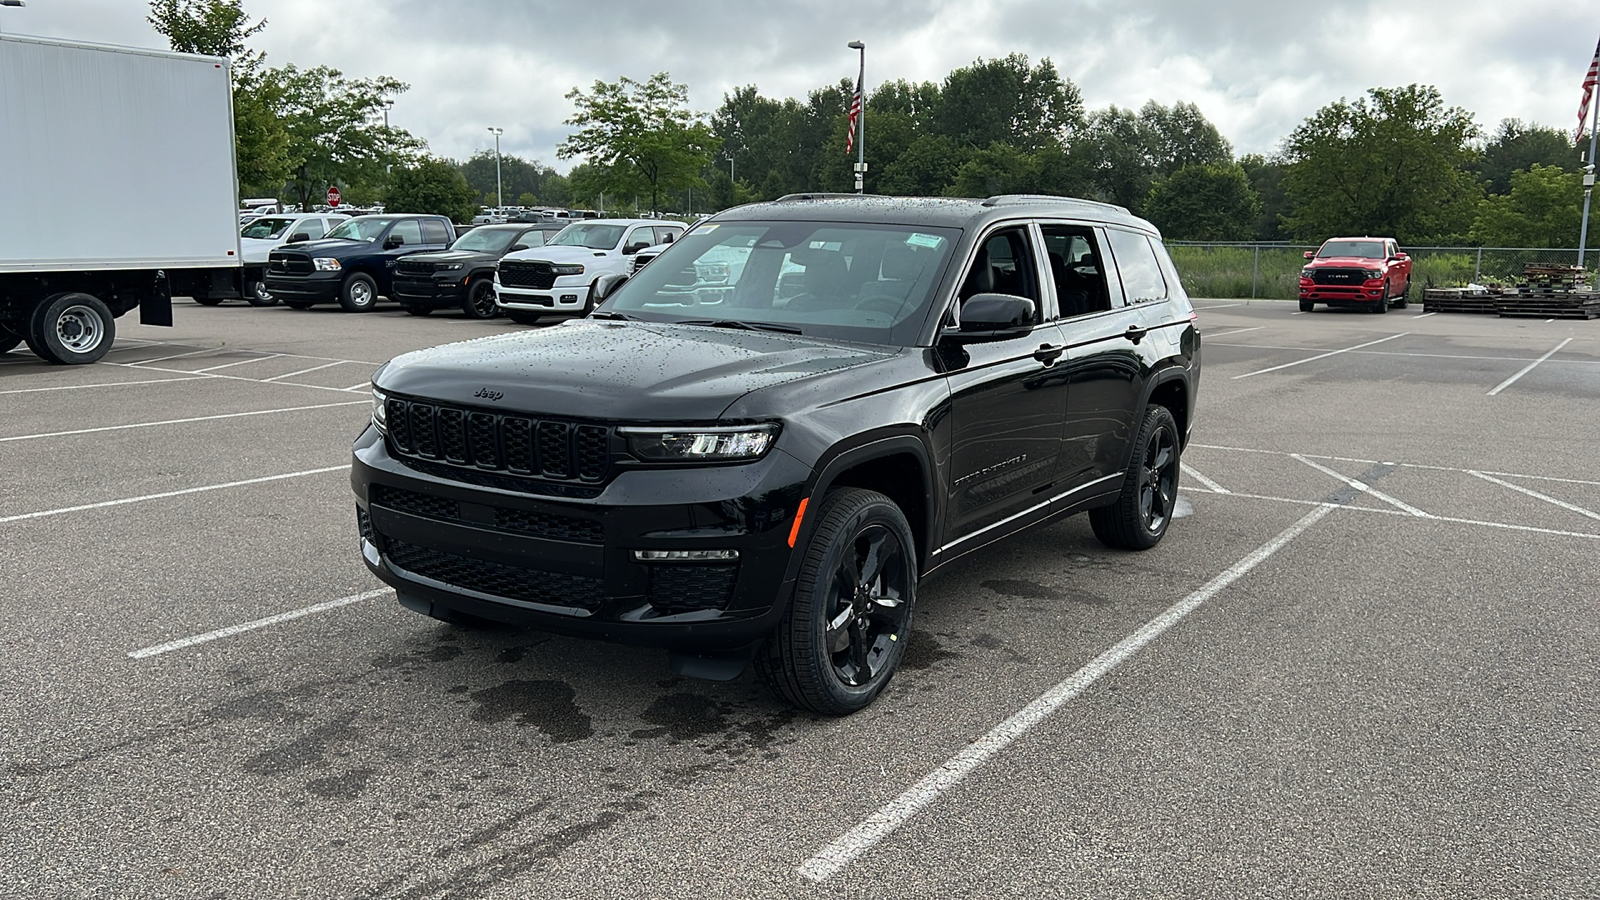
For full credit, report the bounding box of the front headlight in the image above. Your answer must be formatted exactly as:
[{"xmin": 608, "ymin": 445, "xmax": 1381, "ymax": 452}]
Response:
[
  {"xmin": 371, "ymin": 385, "xmax": 388, "ymax": 433},
  {"xmin": 550, "ymin": 263, "xmax": 586, "ymax": 276},
  {"xmin": 1364, "ymin": 269, "xmax": 1384, "ymax": 279},
  {"xmin": 620, "ymin": 424, "xmax": 779, "ymax": 462},
  {"xmin": 313, "ymin": 257, "xmax": 342, "ymax": 271},
  {"xmin": 1300, "ymin": 267, "xmax": 1315, "ymax": 278},
  {"xmin": 439, "ymin": 263, "xmax": 464, "ymax": 271}
]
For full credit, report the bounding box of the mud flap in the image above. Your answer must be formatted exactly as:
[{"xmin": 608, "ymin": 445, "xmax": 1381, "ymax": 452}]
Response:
[{"xmin": 141, "ymin": 271, "xmax": 173, "ymax": 326}]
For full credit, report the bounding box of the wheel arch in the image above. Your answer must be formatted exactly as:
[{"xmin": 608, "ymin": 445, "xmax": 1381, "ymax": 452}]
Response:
[
  {"xmin": 802, "ymin": 434, "xmax": 936, "ymax": 573},
  {"xmin": 1142, "ymin": 367, "xmax": 1192, "ymax": 449}
]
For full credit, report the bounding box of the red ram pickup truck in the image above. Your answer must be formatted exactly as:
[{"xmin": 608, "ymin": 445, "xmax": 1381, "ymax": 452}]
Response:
[{"xmin": 1298, "ymin": 237, "xmax": 1412, "ymax": 314}]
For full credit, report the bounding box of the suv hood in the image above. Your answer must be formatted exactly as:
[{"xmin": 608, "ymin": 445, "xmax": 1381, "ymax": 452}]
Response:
[
  {"xmin": 398, "ymin": 249, "xmax": 495, "ymax": 264},
  {"xmin": 503, "ymin": 244, "xmax": 612, "ymax": 264},
  {"xmin": 375, "ymin": 319, "xmax": 894, "ymax": 421}
]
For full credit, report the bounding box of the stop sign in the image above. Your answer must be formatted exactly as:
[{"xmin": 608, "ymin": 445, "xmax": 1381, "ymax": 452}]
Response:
[{"xmin": 326, "ymin": 186, "xmax": 341, "ymax": 207}]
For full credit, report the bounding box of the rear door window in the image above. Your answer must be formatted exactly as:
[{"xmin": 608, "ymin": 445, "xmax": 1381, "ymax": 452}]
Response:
[
  {"xmin": 1105, "ymin": 228, "xmax": 1169, "ymax": 305},
  {"xmin": 421, "ymin": 220, "xmax": 450, "ymax": 245},
  {"xmin": 1039, "ymin": 225, "xmax": 1113, "ymax": 318}
]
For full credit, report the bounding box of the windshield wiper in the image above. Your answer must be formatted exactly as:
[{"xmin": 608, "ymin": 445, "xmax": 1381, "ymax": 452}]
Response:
[
  {"xmin": 679, "ymin": 319, "xmax": 803, "ymax": 335},
  {"xmin": 588, "ymin": 310, "xmax": 637, "ymax": 321}
]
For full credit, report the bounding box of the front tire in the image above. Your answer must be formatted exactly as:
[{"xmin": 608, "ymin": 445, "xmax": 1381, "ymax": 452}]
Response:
[
  {"xmin": 402, "ymin": 304, "xmax": 432, "ymax": 317},
  {"xmin": 1090, "ymin": 404, "xmax": 1180, "ymax": 551},
  {"xmin": 282, "ymin": 299, "xmax": 314, "ymax": 310},
  {"xmin": 1299, "ymin": 299, "xmax": 1314, "ymax": 312},
  {"xmin": 339, "ymin": 273, "xmax": 379, "ymax": 312},
  {"xmin": 193, "ymin": 295, "xmax": 223, "ymax": 307},
  {"xmin": 461, "ymin": 279, "xmax": 498, "ymax": 319},
  {"xmin": 245, "ymin": 281, "xmax": 277, "ymax": 307},
  {"xmin": 25, "ymin": 292, "xmax": 116, "ymax": 365},
  {"xmin": 757, "ymin": 489, "xmax": 917, "ymax": 716},
  {"xmin": 505, "ymin": 311, "xmax": 542, "ymax": 326}
]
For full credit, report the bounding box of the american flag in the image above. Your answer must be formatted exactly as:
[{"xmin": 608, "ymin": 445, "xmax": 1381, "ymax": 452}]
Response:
[
  {"xmin": 845, "ymin": 73, "xmax": 862, "ymax": 154},
  {"xmin": 1579, "ymin": 36, "xmax": 1600, "ymax": 144}
]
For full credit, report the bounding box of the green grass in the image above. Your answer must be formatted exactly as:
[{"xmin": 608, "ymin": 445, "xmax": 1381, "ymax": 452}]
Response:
[{"xmin": 1168, "ymin": 244, "xmax": 1590, "ymax": 298}]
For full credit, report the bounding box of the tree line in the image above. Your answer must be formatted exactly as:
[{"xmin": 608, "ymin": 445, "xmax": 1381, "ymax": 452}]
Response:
[{"xmin": 155, "ymin": 0, "xmax": 1596, "ymax": 247}]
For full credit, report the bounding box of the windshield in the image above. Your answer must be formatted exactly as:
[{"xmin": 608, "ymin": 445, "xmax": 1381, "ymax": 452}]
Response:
[
  {"xmin": 325, "ymin": 218, "xmax": 392, "ymax": 242},
  {"xmin": 548, "ymin": 223, "xmax": 625, "ymax": 250},
  {"xmin": 241, "ymin": 217, "xmax": 295, "ymax": 240},
  {"xmin": 450, "ymin": 228, "xmax": 518, "ymax": 253},
  {"xmin": 602, "ymin": 221, "xmax": 960, "ymax": 345},
  {"xmin": 1318, "ymin": 240, "xmax": 1385, "ymax": 259}
]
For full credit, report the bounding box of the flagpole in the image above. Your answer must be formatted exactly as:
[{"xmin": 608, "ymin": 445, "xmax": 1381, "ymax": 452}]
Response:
[
  {"xmin": 848, "ymin": 40, "xmax": 866, "ymax": 193},
  {"xmin": 1581, "ymin": 87, "xmax": 1598, "ymax": 271}
]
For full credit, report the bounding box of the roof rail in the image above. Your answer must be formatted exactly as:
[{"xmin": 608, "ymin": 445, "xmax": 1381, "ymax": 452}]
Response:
[
  {"xmin": 773, "ymin": 192, "xmax": 872, "ymax": 202},
  {"xmin": 981, "ymin": 194, "xmax": 1131, "ymax": 215}
]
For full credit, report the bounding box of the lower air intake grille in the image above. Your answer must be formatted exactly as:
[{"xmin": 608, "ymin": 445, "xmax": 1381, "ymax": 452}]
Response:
[
  {"xmin": 645, "ymin": 565, "xmax": 738, "ymax": 614},
  {"xmin": 384, "ymin": 538, "xmax": 605, "ymax": 611}
]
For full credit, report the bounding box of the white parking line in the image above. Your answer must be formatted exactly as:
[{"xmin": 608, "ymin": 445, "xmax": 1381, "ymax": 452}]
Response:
[
  {"xmin": 1190, "ymin": 443, "xmax": 1600, "ymax": 488},
  {"xmin": 1202, "ymin": 326, "xmax": 1264, "ymax": 339},
  {"xmin": 1412, "ymin": 312, "xmax": 1437, "ymax": 319},
  {"xmin": 342, "ymin": 382, "xmax": 372, "ymax": 392},
  {"xmin": 798, "ymin": 504, "xmax": 1336, "ymax": 883},
  {"xmin": 1233, "ymin": 333, "xmax": 1408, "ymax": 379},
  {"xmin": 1487, "ymin": 338, "xmax": 1572, "ymax": 396},
  {"xmin": 1180, "ymin": 463, "xmax": 1229, "ymax": 493},
  {"xmin": 0, "ymin": 401, "xmax": 366, "ymax": 443},
  {"xmin": 1182, "ymin": 486, "xmax": 1600, "ymax": 540},
  {"xmin": 262, "ymin": 360, "xmax": 352, "ymax": 382},
  {"xmin": 0, "ymin": 376, "xmax": 211, "ymax": 396},
  {"xmin": 127, "ymin": 347, "xmax": 221, "ymax": 366},
  {"xmin": 1468, "ymin": 470, "xmax": 1600, "ymax": 522},
  {"xmin": 1194, "ymin": 303, "xmax": 1244, "ymax": 310},
  {"xmin": 0, "ymin": 465, "xmax": 348, "ymax": 524},
  {"xmin": 1289, "ymin": 454, "xmax": 1432, "ymax": 517},
  {"xmin": 104, "ymin": 362, "xmax": 365, "ymax": 395},
  {"xmin": 193, "ymin": 353, "xmax": 286, "ymax": 372},
  {"xmin": 128, "ymin": 588, "xmax": 393, "ymax": 659}
]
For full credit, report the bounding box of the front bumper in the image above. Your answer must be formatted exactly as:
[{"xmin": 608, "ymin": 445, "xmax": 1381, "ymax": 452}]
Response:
[
  {"xmin": 1299, "ymin": 279, "xmax": 1385, "ymax": 303},
  {"xmin": 263, "ymin": 271, "xmax": 342, "ymax": 303},
  {"xmin": 351, "ymin": 424, "xmax": 811, "ymax": 650},
  {"xmin": 393, "ymin": 275, "xmax": 467, "ymax": 306},
  {"xmin": 494, "ymin": 279, "xmax": 588, "ymax": 313}
]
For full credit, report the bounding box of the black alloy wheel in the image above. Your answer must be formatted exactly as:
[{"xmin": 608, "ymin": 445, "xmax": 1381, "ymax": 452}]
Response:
[
  {"xmin": 462, "ymin": 279, "xmax": 498, "ymax": 319},
  {"xmin": 1090, "ymin": 404, "xmax": 1180, "ymax": 551},
  {"xmin": 759, "ymin": 488, "xmax": 917, "ymax": 715}
]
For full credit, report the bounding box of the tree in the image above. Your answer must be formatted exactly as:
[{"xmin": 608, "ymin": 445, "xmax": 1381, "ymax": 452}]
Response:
[
  {"xmin": 1474, "ymin": 119, "xmax": 1581, "ymax": 195},
  {"xmin": 558, "ymin": 73, "xmax": 718, "ymax": 215},
  {"xmin": 1239, "ymin": 153, "xmax": 1291, "ymax": 241},
  {"xmin": 1281, "ymin": 84, "xmax": 1480, "ymax": 243},
  {"xmin": 1468, "ymin": 164, "xmax": 1594, "ymax": 248},
  {"xmin": 1141, "ymin": 101, "xmax": 1232, "ymax": 176},
  {"xmin": 385, "ymin": 157, "xmax": 479, "ymax": 223},
  {"xmin": 266, "ymin": 65, "xmax": 422, "ymax": 211},
  {"xmin": 1145, "ymin": 163, "xmax": 1260, "ymax": 241},
  {"xmin": 146, "ymin": 0, "xmax": 264, "ymax": 64},
  {"xmin": 459, "ymin": 150, "xmax": 558, "ymax": 206},
  {"xmin": 1082, "ymin": 105, "xmax": 1157, "ymax": 213},
  {"xmin": 936, "ymin": 54, "xmax": 1084, "ymax": 152}
]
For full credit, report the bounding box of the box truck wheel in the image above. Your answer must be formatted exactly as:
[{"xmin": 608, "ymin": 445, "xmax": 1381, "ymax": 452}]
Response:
[
  {"xmin": 26, "ymin": 292, "xmax": 115, "ymax": 365},
  {"xmin": 0, "ymin": 322, "xmax": 22, "ymax": 354}
]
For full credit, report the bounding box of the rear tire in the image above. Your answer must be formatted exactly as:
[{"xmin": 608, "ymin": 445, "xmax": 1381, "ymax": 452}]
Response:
[
  {"xmin": 1299, "ymin": 299, "xmax": 1314, "ymax": 312},
  {"xmin": 403, "ymin": 304, "xmax": 432, "ymax": 317},
  {"xmin": 506, "ymin": 311, "xmax": 542, "ymax": 326},
  {"xmin": 193, "ymin": 295, "xmax": 224, "ymax": 307},
  {"xmin": 282, "ymin": 299, "xmax": 314, "ymax": 310},
  {"xmin": 1393, "ymin": 281, "xmax": 1410, "ymax": 309},
  {"xmin": 25, "ymin": 292, "xmax": 116, "ymax": 365},
  {"xmin": 339, "ymin": 273, "xmax": 379, "ymax": 312},
  {"xmin": 757, "ymin": 488, "xmax": 916, "ymax": 715},
  {"xmin": 1089, "ymin": 404, "xmax": 1180, "ymax": 551}
]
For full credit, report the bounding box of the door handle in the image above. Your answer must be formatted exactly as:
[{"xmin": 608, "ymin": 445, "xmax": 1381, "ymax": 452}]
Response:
[
  {"xmin": 1125, "ymin": 325, "xmax": 1146, "ymax": 344},
  {"xmin": 1033, "ymin": 343, "xmax": 1065, "ymax": 365}
]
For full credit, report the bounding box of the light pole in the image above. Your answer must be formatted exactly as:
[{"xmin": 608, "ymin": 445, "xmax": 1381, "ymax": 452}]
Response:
[
  {"xmin": 0, "ymin": 0, "xmax": 25, "ymax": 34},
  {"xmin": 381, "ymin": 99, "xmax": 393, "ymax": 129},
  {"xmin": 486, "ymin": 126, "xmax": 503, "ymax": 212},
  {"xmin": 847, "ymin": 40, "xmax": 866, "ymax": 193}
]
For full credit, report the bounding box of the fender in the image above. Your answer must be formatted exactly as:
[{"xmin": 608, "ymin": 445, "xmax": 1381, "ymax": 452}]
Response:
[{"xmin": 782, "ymin": 431, "xmax": 939, "ymax": 581}]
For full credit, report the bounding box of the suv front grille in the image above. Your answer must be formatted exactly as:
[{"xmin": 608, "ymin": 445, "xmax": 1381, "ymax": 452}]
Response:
[
  {"xmin": 396, "ymin": 259, "xmax": 438, "ymax": 277},
  {"xmin": 384, "ymin": 395, "xmax": 612, "ymax": 484},
  {"xmin": 499, "ymin": 260, "xmax": 558, "ymax": 289},
  {"xmin": 368, "ymin": 484, "xmax": 603, "ymax": 544},
  {"xmin": 384, "ymin": 538, "xmax": 605, "ymax": 611}
]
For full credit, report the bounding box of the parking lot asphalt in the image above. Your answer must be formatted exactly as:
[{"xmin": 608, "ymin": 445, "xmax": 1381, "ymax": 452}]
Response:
[{"xmin": 3, "ymin": 298, "xmax": 1597, "ymax": 899}]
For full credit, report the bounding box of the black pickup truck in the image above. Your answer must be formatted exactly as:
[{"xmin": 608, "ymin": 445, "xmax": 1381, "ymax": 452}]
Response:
[
  {"xmin": 264, "ymin": 214, "xmax": 456, "ymax": 312},
  {"xmin": 392, "ymin": 223, "xmax": 565, "ymax": 319}
]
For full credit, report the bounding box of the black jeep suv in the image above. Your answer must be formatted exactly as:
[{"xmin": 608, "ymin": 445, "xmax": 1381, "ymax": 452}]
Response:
[
  {"xmin": 265, "ymin": 214, "xmax": 456, "ymax": 312},
  {"xmin": 392, "ymin": 223, "xmax": 565, "ymax": 319},
  {"xmin": 352, "ymin": 194, "xmax": 1201, "ymax": 715}
]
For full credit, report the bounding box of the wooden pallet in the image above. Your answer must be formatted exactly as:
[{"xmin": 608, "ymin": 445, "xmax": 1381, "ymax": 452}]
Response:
[
  {"xmin": 1495, "ymin": 293, "xmax": 1600, "ymax": 319},
  {"xmin": 1422, "ymin": 288, "xmax": 1498, "ymax": 314}
]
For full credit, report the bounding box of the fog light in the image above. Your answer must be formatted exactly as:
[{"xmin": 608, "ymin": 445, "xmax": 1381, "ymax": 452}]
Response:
[
  {"xmin": 632, "ymin": 549, "xmax": 739, "ymax": 562},
  {"xmin": 562, "ymin": 294, "xmax": 578, "ymax": 302}
]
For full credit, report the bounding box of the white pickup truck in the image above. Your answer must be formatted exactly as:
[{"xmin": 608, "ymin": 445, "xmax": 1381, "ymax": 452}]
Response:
[{"xmin": 493, "ymin": 218, "xmax": 685, "ymax": 325}]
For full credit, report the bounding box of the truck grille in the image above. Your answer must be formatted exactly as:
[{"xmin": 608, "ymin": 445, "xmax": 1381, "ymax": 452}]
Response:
[
  {"xmin": 383, "ymin": 538, "xmax": 605, "ymax": 612},
  {"xmin": 498, "ymin": 260, "xmax": 558, "ymax": 289},
  {"xmin": 267, "ymin": 252, "xmax": 314, "ymax": 275},
  {"xmin": 1311, "ymin": 267, "xmax": 1368, "ymax": 285},
  {"xmin": 384, "ymin": 395, "xmax": 612, "ymax": 484}
]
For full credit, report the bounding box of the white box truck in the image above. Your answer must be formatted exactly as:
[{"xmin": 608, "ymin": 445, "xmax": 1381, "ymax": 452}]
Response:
[{"xmin": 0, "ymin": 34, "xmax": 242, "ymax": 365}]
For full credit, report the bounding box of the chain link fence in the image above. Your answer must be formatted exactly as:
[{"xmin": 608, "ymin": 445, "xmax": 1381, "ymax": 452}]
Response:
[{"xmin": 1166, "ymin": 242, "xmax": 1595, "ymax": 300}]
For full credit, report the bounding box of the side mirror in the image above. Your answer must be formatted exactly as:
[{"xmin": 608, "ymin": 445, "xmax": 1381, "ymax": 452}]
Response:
[
  {"xmin": 623, "ymin": 241, "xmax": 651, "ymax": 255},
  {"xmin": 287, "ymin": 232, "xmax": 311, "ymax": 243},
  {"xmin": 591, "ymin": 272, "xmax": 630, "ymax": 304},
  {"xmin": 384, "ymin": 234, "xmax": 405, "ymax": 249},
  {"xmin": 1303, "ymin": 251, "xmax": 1314, "ymax": 260},
  {"xmin": 1393, "ymin": 252, "xmax": 1408, "ymax": 261},
  {"xmin": 948, "ymin": 294, "xmax": 1036, "ymax": 341},
  {"xmin": 510, "ymin": 244, "xmax": 529, "ymax": 252}
]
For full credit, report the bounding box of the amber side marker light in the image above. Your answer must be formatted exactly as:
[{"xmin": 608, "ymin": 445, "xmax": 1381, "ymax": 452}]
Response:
[{"xmin": 787, "ymin": 498, "xmax": 809, "ymax": 547}]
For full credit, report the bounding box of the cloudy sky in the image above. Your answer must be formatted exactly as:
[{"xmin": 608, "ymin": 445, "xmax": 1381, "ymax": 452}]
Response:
[{"xmin": 8, "ymin": 0, "xmax": 1599, "ymax": 170}]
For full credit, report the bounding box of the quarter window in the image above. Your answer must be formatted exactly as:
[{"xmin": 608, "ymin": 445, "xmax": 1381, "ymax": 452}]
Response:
[
  {"xmin": 421, "ymin": 220, "xmax": 450, "ymax": 245},
  {"xmin": 1106, "ymin": 228, "xmax": 1168, "ymax": 304}
]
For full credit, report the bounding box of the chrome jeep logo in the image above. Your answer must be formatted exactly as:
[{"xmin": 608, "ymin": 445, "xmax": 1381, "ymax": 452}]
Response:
[{"xmin": 473, "ymin": 388, "xmax": 503, "ymax": 401}]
